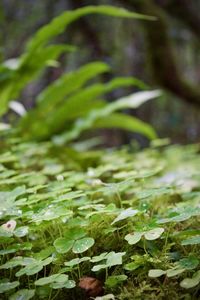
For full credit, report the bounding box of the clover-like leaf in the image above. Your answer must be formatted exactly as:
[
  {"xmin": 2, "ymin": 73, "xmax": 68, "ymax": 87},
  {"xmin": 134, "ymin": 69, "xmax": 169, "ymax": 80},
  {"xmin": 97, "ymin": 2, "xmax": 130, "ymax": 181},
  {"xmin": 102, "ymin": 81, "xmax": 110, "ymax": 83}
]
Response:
[
  {"xmin": 50, "ymin": 280, "xmax": 76, "ymax": 289},
  {"xmin": 64, "ymin": 257, "xmax": 90, "ymax": 267},
  {"xmin": 90, "ymin": 252, "xmax": 108, "ymax": 263},
  {"xmin": 144, "ymin": 227, "xmax": 164, "ymax": 240},
  {"xmin": 111, "ymin": 208, "xmax": 138, "ymax": 225},
  {"xmin": 53, "ymin": 238, "xmax": 74, "ymax": 254},
  {"xmin": 148, "ymin": 269, "xmax": 166, "ymax": 278},
  {"xmin": 181, "ymin": 236, "xmax": 200, "ymax": 246},
  {"xmin": 106, "ymin": 251, "xmax": 126, "ymax": 267},
  {"xmin": 72, "ymin": 237, "xmax": 94, "ymax": 254},
  {"xmin": 0, "ymin": 281, "xmax": 19, "ymax": 293},
  {"xmin": 9, "ymin": 289, "xmax": 35, "ymax": 300},
  {"xmin": 14, "ymin": 226, "xmax": 29, "ymax": 237},
  {"xmin": 180, "ymin": 271, "xmax": 200, "ymax": 289},
  {"xmin": 16, "ymin": 257, "xmax": 53, "ymax": 277},
  {"xmin": 166, "ymin": 268, "xmax": 185, "ymax": 277},
  {"xmin": 35, "ymin": 274, "xmax": 68, "ymax": 286},
  {"xmin": 64, "ymin": 228, "xmax": 86, "ymax": 240},
  {"xmin": 105, "ymin": 275, "xmax": 127, "ymax": 288},
  {"xmin": 0, "ymin": 256, "xmax": 35, "ymax": 269},
  {"xmin": 91, "ymin": 264, "xmax": 108, "ymax": 272},
  {"xmin": 125, "ymin": 232, "xmax": 143, "ymax": 245},
  {"xmin": 178, "ymin": 257, "xmax": 199, "ymax": 270}
]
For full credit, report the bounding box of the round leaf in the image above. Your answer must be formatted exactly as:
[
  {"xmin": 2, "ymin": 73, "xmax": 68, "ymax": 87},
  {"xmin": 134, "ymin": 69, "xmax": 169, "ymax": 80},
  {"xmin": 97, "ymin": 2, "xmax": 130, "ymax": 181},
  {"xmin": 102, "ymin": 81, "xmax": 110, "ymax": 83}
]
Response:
[
  {"xmin": 125, "ymin": 232, "xmax": 143, "ymax": 245},
  {"xmin": 72, "ymin": 237, "xmax": 94, "ymax": 254},
  {"xmin": 64, "ymin": 257, "xmax": 90, "ymax": 267},
  {"xmin": 54, "ymin": 238, "xmax": 74, "ymax": 253},
  {"xmin": 50, "ymin": 280, "xmax": 75, "ymax": 289},
  {"xmin": 166, "ymin": 268, "xmax": 185, "ymax": 277},
  {"xmin": 180, "ymin": 271, "xmax": 200, "ymax": 289},
  {"xmin": 64, "ymin": 228, "xmax": 86, "ymax": 240},
  {"xmin": 178, "ymin": 257, "xmax": 199, "ymax": 270},
  {"xmin": 148, "ymin": 269, "xmax": 166, "ymax": 278},
  {"xmin": 35, "ymin": 274, "xmax": 68, "ymax": 286},
  {"xmin": 105, "ymin": 275, "xmax": 127, "ymax": 288},
  {"xmin": 14, "ymin": 226, "xmax": 29, "ymax": 237},
  {"xmin": 0, "ymin": 281, "xmax": 19, "ymax": 293},
  {"xmin": 9, "ymin": 289, "xmax": 35, "ymax": 300},
  {"xmin": 144, "ymin": 227, "xmax": 164, "ymax": 240},
  {"xmin": 111, "ymin": 208, "xmax": 138, "ymax": 225},
  {"xmin": 181, "ymin": 236, "xmax": 200, "ymax": 246}
]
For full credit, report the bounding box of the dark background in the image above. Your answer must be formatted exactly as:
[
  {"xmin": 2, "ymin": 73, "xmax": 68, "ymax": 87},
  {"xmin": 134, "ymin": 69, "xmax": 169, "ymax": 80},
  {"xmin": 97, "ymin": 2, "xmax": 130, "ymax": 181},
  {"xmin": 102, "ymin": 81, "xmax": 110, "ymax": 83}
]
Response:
[{"xmin": 1, "ymin": 0, "xmax": 200, "ymax": 145}]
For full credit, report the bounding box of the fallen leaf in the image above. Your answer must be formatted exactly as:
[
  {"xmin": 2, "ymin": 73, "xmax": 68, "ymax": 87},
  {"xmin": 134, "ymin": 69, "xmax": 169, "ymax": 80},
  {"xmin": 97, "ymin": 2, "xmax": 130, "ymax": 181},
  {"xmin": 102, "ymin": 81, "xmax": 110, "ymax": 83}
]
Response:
[{"xmin": 78, "ymin": 277, "xmax": 103, "ymax": 297}]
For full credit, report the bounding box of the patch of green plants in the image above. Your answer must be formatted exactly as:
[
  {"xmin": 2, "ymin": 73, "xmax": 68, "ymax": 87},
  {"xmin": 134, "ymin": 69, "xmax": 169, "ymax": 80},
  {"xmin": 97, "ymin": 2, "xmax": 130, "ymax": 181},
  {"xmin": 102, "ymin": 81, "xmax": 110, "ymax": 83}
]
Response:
[{"xmin": 0, "ymin": 136, "xmax": 199, "ymax": 299}]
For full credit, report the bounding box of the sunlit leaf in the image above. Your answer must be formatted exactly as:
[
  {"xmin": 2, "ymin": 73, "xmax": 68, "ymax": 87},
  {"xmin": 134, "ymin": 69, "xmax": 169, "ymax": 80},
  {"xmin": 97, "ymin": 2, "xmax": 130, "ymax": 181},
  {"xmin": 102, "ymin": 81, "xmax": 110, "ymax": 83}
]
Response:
[
  {"xmin": 53, "ymin": 238, "xmax": 74, "ymax": 254},
  {"xmin": 180, "ymin": 271, "xmax": 200, "ymax": 289},
  {"xmin": 111, "ymin": 208, "xmax": 139, "ymax": 225},
  {"xmin": 125, "ymin": 232, "xmax": 143, "ymax": 245},
  {"xmin": 148, "ymin": 269, "xmax": 166, "ymax": 278},
  {"xmin": 9, "ymin": 289, "xmax": 35, "ymax": 300},
  {"xmin": 144, "ymin": 227, "xmax": 164, "ymax": 240},
  {"xmin": 181, "ymin": 236, "xmax": 200, "ymax": 246},
  {"xmin": 0, "ymin": 281, "xmax": 19, "ymax": 293},
  {"xmin": 72, "ymin": 237, "xmax": 95, "ymax": 254}
]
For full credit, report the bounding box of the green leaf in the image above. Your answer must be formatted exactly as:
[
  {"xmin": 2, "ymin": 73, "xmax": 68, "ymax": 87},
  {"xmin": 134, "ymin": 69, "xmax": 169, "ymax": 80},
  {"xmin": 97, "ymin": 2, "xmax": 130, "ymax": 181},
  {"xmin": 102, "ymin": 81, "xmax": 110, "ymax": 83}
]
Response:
[
  {"xmin": 9, "ymin": 289, "xmax": 35, "ymax": 300},
  {"xmin": 64, "ymin": 257, "xmax": 90, "ymax": 267},
  {"xmin": 111, "ymin": 208, "xmax": 138, "ymax": 225},
  {"xmin": 181, "ymin": 236, "xmax": 200, "ymax": 245},
  {"xmin": 53, "ymin": 238, "xmax": 74, "ymax": 254},
  {"xmin": 0, "ymin": 45, "xmax": 73, "ymax": 116},
  {"xmin": 50, "ymin": 280, "xmax": 76, "ymax": 289},
  {"xmin": 124, "ymin": 262, "xmax": 141, "ymax": 271},
  {"xmin": 16, "ymin": 257, "xmax": 53, "ymax": 277},
  {"xmin": 178, "ymin": 257, "xmax": 199, "ymax": 270},
  {"xmin": 166, "ymin": 268, "xmax": 185, "ymax": 277},
  {"xmin": 23, "ymin": 77, "xmax": 143, "ymax": 139},
  {"xmin": 144, "ymin": 227, "xmax": 164, "ymax": 240},
  {"xmin": 95, "ymin": 295, "xmax": 115, "ymax": 300},
  {"xmin": 180, "ymin": 271, "xmax": 200, "ymax": 289},
  {"xmin": 148, "ymin": 269, "xmax": 166, "ymax": 278},
  {"xmin": 36, "ymin": 62, "xmax": 110, "ymax": 106},
  {"xmin": 64, "ymin": 228, "xmax": 86, "ymax": 240},
  {"xmin": 105, "ymin": 275, "xmax": 127, "ymax": 288},
  {"xmin": 27, "ymin": 5, "xmax": 155, "ymax": 52},
  {"xmin": 94, "ymin": 113, "xmax": 157, "ymax": 140},
  {"xmin": 14, "ymin": 226, "xmax": 29, "ymax": 237},
  {"xmin": 20, "ymin": 62, "xmax": 110, "ymax": 136},
  {"xmin": 72, "ymin": 237, "xmax": 95, "ymax": 254},
  {"xmin": 54, "ymin": 90, "xmax": 160, "ymax": 144},
  {"xmin": 91, "ymin": 264, "xmax": 108, "ymax": 272},
  {"xmin": 125, "ymin": 232, "xmax": 143, "ymax": 245},
  {"xmin": 90, "ymin": 252, "xmax": 108, "ymax": 263},
  {"xmin": 0, "ymin": 242, "xmax": 32, "ymax": 255},
  {"xmin": 0, "ymin": 257, "xmax": 35, "ymax": 269},
  {"xmin": 35, "ymin": 274, "xmax": 67, "ymax": 286},
  {"xmin": 0, "ymin": 281, "xmax": 19, "ymax": 293},
  {"xmin": 106, "ymin": 251, "xmax": 126, "ymax": 267}
]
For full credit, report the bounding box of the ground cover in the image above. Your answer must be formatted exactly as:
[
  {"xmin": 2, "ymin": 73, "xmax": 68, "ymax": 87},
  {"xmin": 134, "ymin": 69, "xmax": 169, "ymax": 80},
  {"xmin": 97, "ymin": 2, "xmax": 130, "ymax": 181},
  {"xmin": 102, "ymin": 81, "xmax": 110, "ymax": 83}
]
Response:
[{"xmin": 0, "ymin": 137, "xmax": 199, "ymax": 299}]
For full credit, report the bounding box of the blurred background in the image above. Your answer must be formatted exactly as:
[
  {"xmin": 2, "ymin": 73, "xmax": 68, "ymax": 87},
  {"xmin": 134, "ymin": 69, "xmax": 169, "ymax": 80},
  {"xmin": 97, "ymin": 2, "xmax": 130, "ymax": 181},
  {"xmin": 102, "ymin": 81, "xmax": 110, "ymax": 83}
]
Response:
[{"xmin": 1, "ymin": 0, "xmax": 200, "ymax": 145}]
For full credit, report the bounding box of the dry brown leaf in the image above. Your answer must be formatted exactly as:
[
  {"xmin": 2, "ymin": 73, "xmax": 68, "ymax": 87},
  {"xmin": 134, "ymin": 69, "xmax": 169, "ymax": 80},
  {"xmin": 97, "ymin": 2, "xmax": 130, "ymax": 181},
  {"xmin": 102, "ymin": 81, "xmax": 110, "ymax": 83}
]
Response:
[{"xmin": 78, "ymin": 276, "xmax": 103, "ymax": 297}]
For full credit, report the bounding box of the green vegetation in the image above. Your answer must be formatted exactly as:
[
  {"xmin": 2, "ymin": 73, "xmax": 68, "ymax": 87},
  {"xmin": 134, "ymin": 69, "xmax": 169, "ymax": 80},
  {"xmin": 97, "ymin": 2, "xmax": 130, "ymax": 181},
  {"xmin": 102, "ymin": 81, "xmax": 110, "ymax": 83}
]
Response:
[
  {"xmin": 0, "ymin": 5, "xmax": 199, "ymax": 300},
  {"xmin": 0, "ymin": 137, "xmax": 199, "ymax": 299}
]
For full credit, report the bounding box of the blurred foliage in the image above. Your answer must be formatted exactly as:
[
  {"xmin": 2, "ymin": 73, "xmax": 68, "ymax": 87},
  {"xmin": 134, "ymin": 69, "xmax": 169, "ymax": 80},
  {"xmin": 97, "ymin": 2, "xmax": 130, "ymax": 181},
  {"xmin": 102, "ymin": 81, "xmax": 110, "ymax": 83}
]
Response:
[
  {"xmin": 1, "ymin": 0, "xmax": 200, "ymax": 144},
  {"xmin": 0, "ymin": 5, "xmax": 159, "ymax": 143}
]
